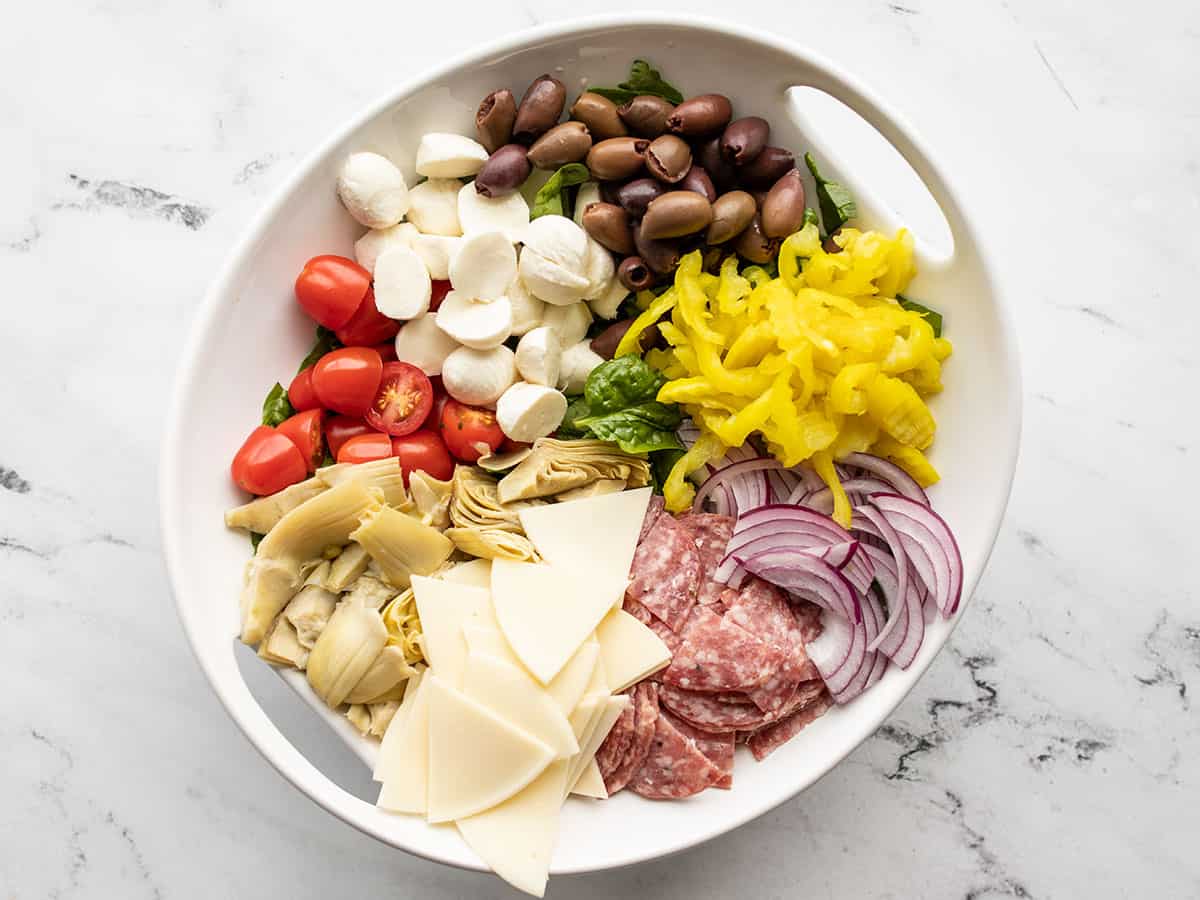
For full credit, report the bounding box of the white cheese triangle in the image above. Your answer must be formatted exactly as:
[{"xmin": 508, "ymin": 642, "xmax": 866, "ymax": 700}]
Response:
[
  {"xmin": 375, "ymin": 673, "xmax": 431, "ymax": 814},
  {"xmin": 440, "ymin": 558, "xmax": 493, "ymax": 588},
  {"xmin": 461, "ymin": 654, "xmax": 579, "ymax": 761},
  {"xmin": 570, "ymin": 758, "xmax": 608, "ymax": 799},
  {"xmin": 425, "ymin": 675, "xmax": 555, "ymax": 823},
  {"xmin": 545, "ymin": 638, "xmax": 599, "ymax": 714},
  {"xmin": 411, "ymin": 576, "xmax": 490, "ymax": 687},
  {"xmin": 565, "ymin": 695, "xmax": 628, "ymax": 799},
  {"xmin": 594, "ymin": 608, "xmax": 672, "ymax": 693}
]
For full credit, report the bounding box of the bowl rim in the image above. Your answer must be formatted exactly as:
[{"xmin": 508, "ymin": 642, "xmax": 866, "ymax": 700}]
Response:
[{"xmin": 159, "ymin": 11, "xmax": 1022, "ymax": 876}]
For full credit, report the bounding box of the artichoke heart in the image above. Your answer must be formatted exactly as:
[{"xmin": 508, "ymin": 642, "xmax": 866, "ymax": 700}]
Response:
[
  {"xmin": 283, "ymin": 584, "xmax": 338, "ymax": 649},
  {"xmin": 345, "ymin": 704, "xmax": 371, "ymax": 734},
  {"xmin": 449, "ymin": 467, "xmax": 526, "ymax": 533},
  {"xmin": 258, "ymin": 615, "xmax": 310, "ymax": 670},
  {"xmin": 445, "ymin": 527, "xmax": 538, "ymax": 562},
  {"xmin": 381, "ymin": 588, "xmax": 424, "ymax": 665},
  {"xmin": 224, "ymin": 476, "xmax": 328, "ymax": 534},
  {"xmin": 306, "ymin": 597, "xmax": 388, "ymax": 707},
  {"xmin": 326, "ymin": 543, "xmax": 370, "ymax": 592},
  {"xmin": 554, "ymin": 478, "xmax": 627, "ymax": 502},
  {"xmin": 317, "ymin": 457, "xmax": 410, "ymax": 508},
  {"xmin": 496, "ymin": 438, "xmax": 652, "ymax": 503},
  {"xmin": 345, "ymin": 646, "xmax": 416, "ymax": 704},
  {"xmin": 407, "ymin": 470, "xmax": 453, "ymax": 529},
  {"xmin": 344, "ymin": 572, "xmax": 401, "ymax": 611},
  {"xmin": 350, "ymin": 501, "xmax": 454, "ymax": 589}
]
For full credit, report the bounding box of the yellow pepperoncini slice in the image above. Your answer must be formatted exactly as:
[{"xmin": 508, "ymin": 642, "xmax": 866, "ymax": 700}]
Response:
[
  {"xmin": 866, "ymin": 374, "xmax": 936, "ymax": 450},
  {"xmin": 663, "ymin": 433, "xmax": 723, "ymax": 512},
  {"xmin": 812, "ymin": 450, "xmax": 852, "ymax": 527},
  {"xmin": 828, "ymin": 362, "xmax": 880, "ymax": 415},
  {"xmin": 616, "ymin": 288, "xmax": 677, "ymax": 357}
]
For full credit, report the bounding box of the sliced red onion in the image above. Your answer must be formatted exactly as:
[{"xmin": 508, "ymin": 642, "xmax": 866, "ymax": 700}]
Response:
[
  {"xmin": 693, "ymin": 457, "xmax": 779, "ymax": 514},
  {"xmin": 871, "ymin": 493, "xmax": 963, "ymax": 616},
  {"xmin": 677, "ymin": 420, "xmax": 701, "ymax": 449},
  {"xmin": 800, "ymin": 478, "xmax": 896, "ymax": 514},
  {"xmin": 736, "ymin": 548, "xmax": 861, "ymax": 622},
  {"xmin": 860, "ymin": 588, "xmax": 889, "ymax": 692},
  {"xmin": 766, "ymin": 467, "xmax": 803, "ymax": 504},
  {"xmin": 853, "ymin": 505, "xmax": 910, "ymax": 653},
  {"xmin": 817, "ymin": 540, "xmax": 859, "ymax": 569},
  {"xmin": 841, "ymin": 452, "xmax": 930, "ymax": 505},
  {"xmin": 860, "ymin": 544, "xmax": 925, "ymax": 669},
  {"xmin": 807, "ymin": 610, "xmax": 866, "ymax": 697},
  {"xmin": 709, "ymin": 482, "xmax": 733, "ymax": 517},
  {"xmin": 718, "ymin": 505, "xmax": 855, "ymax": 584}
]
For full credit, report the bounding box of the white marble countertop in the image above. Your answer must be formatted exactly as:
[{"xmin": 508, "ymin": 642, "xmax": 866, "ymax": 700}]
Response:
[{"xmin": 4, "ymin": 0, "xmax": 1197, "ymax": 897}]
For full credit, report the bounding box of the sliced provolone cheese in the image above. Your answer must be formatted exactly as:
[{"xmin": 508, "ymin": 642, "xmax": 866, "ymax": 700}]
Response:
[
  {"xmin": 455, "ymin": 759, "xmax": 569, "ymax": 899},
  {"xmin": 594, "ymin": 608, "xmax": 672, "ymax": 693},
  {"xmin": 439, "ymin": 558, "xmax": 493, "ymax": 589},
  {"xmin": 566, "ymin": 695, "xmax": 628, "ymax": 798},
  {"xmin": 373, "ymin": 668, "xmax": 425, "ymax": 782},
  {"xmin": 411, "ymin": 577, "xmax": 490, "ymax": 686},
  {"xmin": 545, "ymin": 638, "xmax": 599, "ymax": 714},
  {"xmin": 461, "ymin": 654, "xmax": 578, "ymax": 761},
  {"xmin": 375, "ymin": 673, "xmax": 431, "ymax": 813},
  {"xmin": 571, "ymin": 758, "xmax": 607, "ymax": 799},
  {"xmin": 425, "ymin": 675, "xmax": 555, "ymax": 823},
  {"xmin": 491, "ymin": 559, "xmax": 623, "ymax": 684}
]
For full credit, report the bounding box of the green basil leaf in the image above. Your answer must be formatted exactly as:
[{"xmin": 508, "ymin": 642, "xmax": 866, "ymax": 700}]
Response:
[
  {"xmin": 558, "ymin": 396, "xmax": 593, "ymax": 437},
  {"xmin": 297, "ymin": 325, "xmax": 342, "ymax": 373},
  {"xmin": 261, "ymin": 382, "xmax": 295, "ymax": 427},
  {"xmin": 576, "ymin": 404, "xmax": 684, "ymax": 454},
  {"xmin": 250, "ymin": 531, "xmax": 265, "ymax": 553},
  {"xmin": 589, "ymin": 59, "xmax": 684, "ymax": 106},
  {"xmin": 804, "ymin": 152, "xmax": 857, "ymax": 233},
  {"xmin": 802, "ymin": 207, "xmax": 820, "ymax": 229},
  {"xmin": 583, "ymin": 356, "xmax": 666, "ymax": 415},
  {"xmin": 530, "ymin": 163, "xmax": 591, "ymax": 220},
  {"xmin": 897, "ymin": 294, "xmax": 944, "ymax": 338}
]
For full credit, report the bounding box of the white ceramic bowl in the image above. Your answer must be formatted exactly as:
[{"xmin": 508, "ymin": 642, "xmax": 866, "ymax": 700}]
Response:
[{"xmin": 160, "ymin": 14, "xmax": 1020, "ymax": 878}]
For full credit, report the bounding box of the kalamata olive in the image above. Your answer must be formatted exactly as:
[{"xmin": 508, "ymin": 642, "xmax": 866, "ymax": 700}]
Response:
[
  {"xmin": 526, "ymin": 121, "xmax": 593, "ymax": 169},
  {"xmin": 733, "ymin": 214, "xmax": 780, "ymax": 263},
  {"xmin": 667, "ymin": 93, "xmax": 733, "ymax": 137},
  {"xmin": 586, "ymin": 137, "xmax": 649, "ymax": 180},
  {"xmin": 749, "ymin": 188, "xmax": 771, "ymax": 209},
  {"xmin": 679, "ymin": 165, "xmax": 716, "ymax": 202},
  {"xmin": 581, "ymin": 202, "xmax": 636, "ymax": 255},
  {"xmin": 590, "ymin": 319, "xmax": 661, "ymax": 358},
  {"xmin": 476, "ymin": 89, "xmax": 516, "ymax": 154},
  {"xmin": 513, "ymin": 74, "xmax": 566, "ymax": 144},
  {"xmin": 474, "ymin": 144, "xmax": 532, "ymax": 198},
  {"xmin": 641, "ymin": 191, "xmax": 714, "ymax": 240},
  {"xmin": 618, "ymin": 95, "xmax": 675, "ymax": 138},
  {"xmin": 617, "ymin": 256, "xmax": 656, "ymax": 292},
  {"xmin": 599, "ymin": 180, "xmax": 621, "ymax": 205},
  {"xmin": 720, "ymin": 116, "xmax": 769, "ymax": 165},
  {"xmin": 823, "ymin": 230, "xmax": 844, "ymax": 253},
  {"xmin": 615, "ymin": 177, "xmax": 665, "ymax": 218},
  {"xmin": 706, "ymin": 190, "xmax": 757, "ymax": 244},
  {"xmin": 569, "ymin": 92, "xmax": 627, "ymax": 140},
  {"xmin": 644, "ymin": 134, "xmax": 692, "ymax": 184},
  {"xmin": 633, "ymin": 225, "xmax": 682, "ymax": 275},
  {"xmin": 695, "ymin": 136, "xmax": 737, "ymax": 192},
  {"xmin": 761, "ymin": 169, "xmax": 807, "ymax": 237},
  {"xmin": 738, "ymin": 146, "xmax": 795, "ymax": 189}
]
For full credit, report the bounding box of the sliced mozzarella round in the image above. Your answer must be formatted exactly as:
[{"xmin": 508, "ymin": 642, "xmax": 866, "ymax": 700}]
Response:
[
  {"xmin": 518, "ymin": 249, "xmax": 590, "ymax": 306},
  {"xmin": 541, "ymin": 301, "xmax": 593, "ymax": 349},
  {"xmin": 522, "ymin": 215, "xmax": 588, "ymax": 269},
  {"xmin": 457, "ymin": 182, "xmax": 530, "ymax": 243},
  {"xmin": 441, "ymin": 345, "xmax": 517, "ymax": 407},
  {"xmin": 496, "ymin": 383, "xmax": 568, "ymax": 443},
  {"xmin": 581, "ymin": 236, "xmax": 616, "ymax": 301},
  {"xmin": 409, "ymin": 234, "xmax": 460, "ymax": 280},
  {"xmin": 374, "ymin": 246, "xmax": 432, "ymax": 320},
  {"xmin": 450, "ymin": 231, "xmax": 518, "ymax": 301},
  {"xmin": 337, "ymin": 152, "xmax": 410, "ymax": 228},
  {"xmin": 394, "ymin": 313, "xmax": 460, "ymax": 376},
  {"xmin": 507, "ymin": 276, "xmax": 546, "ymax": 337},
  {"xmin": 558, "ymin": 340, "xmax": 605, "ymax": 394},
  {"xmin": 588, "ymin": 278, "xmax": 629, "ymax": 320},
  {"xmin": 435, "ymin": 291, "xmax": 513, "ymax": 349},
  {"xmin": 354, "ymin": 222, "xmax": 419, "ymax": 275},
  {"xmin": 515, "ymin": 326, "xmax": 563, "ymax": 388},
  {"xmin": 415, "ymin": 133, "xmax": 489, "ymax": 179},
  {"xmin": 407, "ymin": 179, "xmax": 463, "ymax": 236},
  {"xmin": 573, "ymin": 182, "xmax": 602, "ymax": 229}
]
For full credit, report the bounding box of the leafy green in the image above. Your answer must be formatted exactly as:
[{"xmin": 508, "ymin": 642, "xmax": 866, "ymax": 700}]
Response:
[
  {"xmin": 802, "ymin": 207, "xmax": 820, "ymax": 229},
  {"xmin": 298, "ymin": 325, "xmax": 342, "ymax": 372},
  {"xmin": 563, "ymin": 357, "xmax": 684, "ymax": 454},
  {"xmin": 530, "ymin": 163, "xmax": 591, "ymax": 220},
  {"xmin": 588, "ymin": 59, "xmax": 684, "ymax": 106},
  {"xmin": 897, "ymin": 294, "xmax": 944, "ymax": 338},
  {"xmin": 250, "ymin": 531, "xmax": 265, "ymax": 552},
  {"xmin": 650, "ymin": 447, "xmax": 685, "ymax": 494},
  {"xmin": 559, "ymin": 396, "xmax": 593, "ymax": 437},
  {"xmin": 584, "ymin": 355, "xmax": 666, "ymax": 415},
  {"xmin": 575, "ymin": 403, "xmax": 682, "ymax": 454},
  {"xmin": 261, "ymin": 382, "xmax": 295, "ymax": 427},
  {"xmin": 804, "ymin": 153, "xmax": 857, "ymax": 233}
]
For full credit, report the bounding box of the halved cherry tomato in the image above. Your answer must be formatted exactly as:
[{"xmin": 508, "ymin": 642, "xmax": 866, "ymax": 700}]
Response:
[
  {"xmin": 429, "ymin": 279, "xmax": 452, "ymax": 312},
  {"xmin": 231, "ymin": 425, "xmax": 308, "ymax": 495},
  {"xmin": 324, "ymin": 415, "xmax": 374, "ymax": 458},
  {"xmin": 335, "ymin": 288, "xmax": 401, "ymax": 347},
  {"xmin": 392, "ymin": 430, "xmax": 454, "ymax": 483},
  {"xmin": 288, "ymin": 366, "xmax": 322, "ymax": 412},
  {"xmin": 438, "ymin": 399, "xmax": 505, "ymax": 462},
  {"xmin": 365, "ymin": 361, "xmax": 434, "ymax": 437},
  {"xmin": 295, "ymin": 255, "xmax": 371, "ymax": 329},
  {"xmin": 372, "ymin": 341, "xmax": 398, "ymax": 363},
  {"xmin": 312, "ymin": 347, "xmax": 383, "ymax": 417},
  {"xmin": 276, "ymin": 409, "xmax": 325, "ymax": 472},
  {"xmin": 337, "ymin": 432, "xmax": 394, "ymax": 465}
]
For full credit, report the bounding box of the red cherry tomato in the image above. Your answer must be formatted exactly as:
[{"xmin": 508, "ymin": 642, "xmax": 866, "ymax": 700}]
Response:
[
  {"xmin": 372, "ymin": 341, "xmax": 398, "ymax": 363},
  {"xmin": 312, "ymin": 347, "xmax": 383, "ymax": 417},
  {"xmin": 324, "ymin": 415, "xmax": 374, "ymax": 458},
  {"xmin": 231, "ymin": 426, "xmax": 308, "ymax": 495},
  {"xmin": 438, "ymin": 399, "xmax": 505, "ymax": 462},
  {"xmin": 429, "ymin": 279, "xmax": 452, "ymax": 312},
  {"xmin": 392, "ymin": 430, "xmax": 455, "ymax": 483},
  {"xmin": 288, "ymin": 367, "xmax": 322, "ymax": 412},
  {"xmin": 295, "ymin": 255, "xmax": 371, "ymax": 329},
  {"xmin": 276, "ymin": 409, "xmax": 325, "ymax": 473},
  {"xmin": 337, "ymin": 432, "xmax": 395, "ymax": 465},
  {"xmin": 335, "ymin": 287, "xmax": 401, "ymax": 347},
  {"xmin": 365, "ymin": 361, "xmax": 434, "ymax": 437}
]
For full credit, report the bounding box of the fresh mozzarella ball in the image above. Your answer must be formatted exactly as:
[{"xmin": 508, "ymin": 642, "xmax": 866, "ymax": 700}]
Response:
[
  {"xmin": 435, "ymin": 291, "xmax": 513, "ymax": 349},
  {"xmin": 449, "ymin": 231, "xmax": 518, "ymax": 301},
  {"xmin": 374, "ymin": 246, "xmax": 432, "ymax": 319},
  {"xmin": 337, "ymin": 152, "xmax": 410, "ymax": 228},
  {"xmin": 457, "ymin": 182, "xmax": 530, "ymax": 243},
  {"xmin": 507, "ymin": 276, "xmax": 546, "ymax": 337},
  {"xmin": 441, "ymin": 345, "xmax": 517, "ymax": 407},
  {"xmin": 581, "ymin": 236, "xmax": 616, "ymax": 301},
  {"xmin": 409, "ymin": 234, "xmax": 460, "ymax": 280},
  {"xmin": 558, "ymin": 340, "xmax": 605, "ymax": 394},
  {"xmin": 393, "ymin": 313, "xmax": 460, "ymax": 376},
  {"xmin": 515, "ymin": 326, "xmax": 563, "ymax": 388},
  {"xmin": 518, "ymin": 249, "xmax": 591, "ymax": 306},
  {"xmin": 588, "ymin": 278, "xmax": 629, "ymax": 320},
  {"xmin": 573, "ymin": 182, "xmax": 602, "ymax": 228},
  {"xmin": 354, "ymin": 222, "xmax": 419, "ymax": 274},
  {"xmin": 415, "ymin": 133, "xmax": 489, "ymax": 179},
  {"xmin": 541, "ymin": 301, "xmax": 592, "ymax": 349},
  {"xmin": 407, "ymin": 179, "xmax": 463, "ymax": 236},
  {"xmin": 523, "ymin": 215, "xmax": 589, "ymax": 268},
  {"xmin": 496, "ymin": 383, "xmax": 568, "ymax": 443}
]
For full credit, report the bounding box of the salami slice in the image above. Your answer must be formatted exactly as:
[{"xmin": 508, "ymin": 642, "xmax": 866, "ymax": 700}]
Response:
[
  {"xmin": 670, "ymin": 714, "xmax": 735, "ymax": 789},
  {"xmin": 623, "ymin": 594, "xmax": 683, "ymax": 658},
  {"xmin": 727, "ymin": 578, "xmax": 816, "ymax": 712},
  {"xmin": 595, "ymin": 693, "xmax": 637, "ymax": 781},
  {"xmin": 662, "ymin": 607, "xmax": 786, "ymax": 692},
  {"xmin": 603, "ymin": 682, "xmax": 659, "ymax": 795},
  {"xmin": 638, "ymin": 494, "xmax": 665, "ymax": 544},
  {"xmin": 627, "ymin": 514, "xmax": 701, "ymax": 632},
  {"xmin": 677, "ymin": 513, "xmax": 735, "ymax": 606},
  {"xmin": 792, "ymin": 600, "xmax": 824, "ymax": 644},
  {"xmin": 628, "ymin": 708, "xmax": 724, "ymax": 799},
  {"xmin": 747, "ymin": 689, "xmax": 833, "ymax": 760},
  {"xmin": 658, "ymin": 684, "xmax": 776, "ymax": 733}
]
